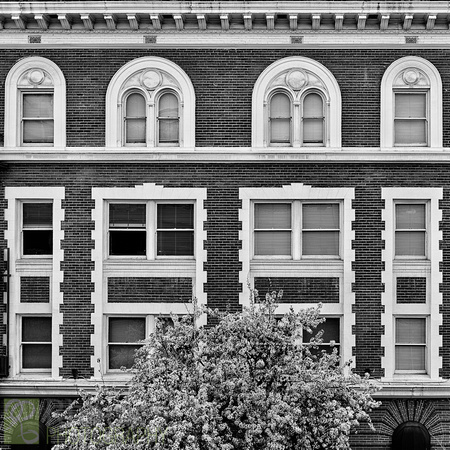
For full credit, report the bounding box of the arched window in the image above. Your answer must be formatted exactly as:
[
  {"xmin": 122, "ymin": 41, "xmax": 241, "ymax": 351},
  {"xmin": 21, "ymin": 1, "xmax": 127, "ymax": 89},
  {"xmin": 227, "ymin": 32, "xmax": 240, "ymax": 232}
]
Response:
[
  {"xmin": 269, "ymin": 92, "xmax": 292, "ymax": 145},
  {"xmin": 252, "ymin": 56, "xmax": 341, "ymax": 148},
  {"xmin": 5, "ymin": 56, "xmax": 66, "ymax": 148},
  {"xmin": 106, "ymin": 57, "xmax": 195, "ymax": 148},
  {"xmin": 392, "ymin": 421, "xmax": 431, "ymax": 450},
  {"xmin": 124, "ymin": 92, "xmax": 146, "ymax": 145},
  {"xmin": 302, "ymin": 91, "xmax": 325, "ymax": 145},
  {"xmin": 157, "ymin": 91, "xmax": 180, "ymax": 145},
  {"xmin": 381, "ymin": 57, "xmax": 442, "ymax": 148}
]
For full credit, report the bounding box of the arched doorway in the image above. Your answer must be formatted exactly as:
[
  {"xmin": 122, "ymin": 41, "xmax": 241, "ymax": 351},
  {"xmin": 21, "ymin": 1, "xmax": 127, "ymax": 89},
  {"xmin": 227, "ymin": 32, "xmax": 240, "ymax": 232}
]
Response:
[{"xmin": 392, "ymin": 421, "xmax": 431, "ymax": 450}]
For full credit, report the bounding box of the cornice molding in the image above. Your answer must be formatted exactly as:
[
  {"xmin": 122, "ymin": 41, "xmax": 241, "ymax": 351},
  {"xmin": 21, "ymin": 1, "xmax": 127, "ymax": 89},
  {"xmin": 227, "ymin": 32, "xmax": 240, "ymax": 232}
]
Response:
[{"xmin": 0, "ymin": 1, "xmax": 449, "ymax": 35}]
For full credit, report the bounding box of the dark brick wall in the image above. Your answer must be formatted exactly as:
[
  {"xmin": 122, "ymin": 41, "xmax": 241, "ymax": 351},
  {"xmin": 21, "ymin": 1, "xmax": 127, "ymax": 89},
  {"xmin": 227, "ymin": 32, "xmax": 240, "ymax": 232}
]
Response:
[
  {"xmin": 0, "ymin": 161, "xmax": 449, "ymax": 377},
  {"xmin": 107, "ymin": 277, "xmax": 192, "ymax": 303},
  {"xmin": 0, "ymin": 48, "xmax": 450, "ymax": 147},
  {"xmin": 254, "ymin": 277, "xmax": 340, "ymax": 303},
  {"xmin": 20, "ymin": 276, "xmax": 50, "ymax": 303},
  {"xmin": 396, "ymin": 277, "xmax": 427, "ymax": 303}
]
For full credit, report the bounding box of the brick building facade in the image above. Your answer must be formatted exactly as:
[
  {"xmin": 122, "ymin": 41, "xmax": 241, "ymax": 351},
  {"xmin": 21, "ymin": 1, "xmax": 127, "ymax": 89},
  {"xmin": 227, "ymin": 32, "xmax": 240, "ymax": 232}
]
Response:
[{"xmin": 1, "ymin": 1, "xmax": 450, "ymax": 448}]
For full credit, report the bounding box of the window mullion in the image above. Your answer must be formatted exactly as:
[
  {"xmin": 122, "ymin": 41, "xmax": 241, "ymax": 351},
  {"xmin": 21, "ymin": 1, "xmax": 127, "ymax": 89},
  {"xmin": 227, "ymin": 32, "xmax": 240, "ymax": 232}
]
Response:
[
  {"xmin": 292, "ymin": 201, "xmax": 301, "ymax": 260},
  {"xmin": 148, "ymin": 201, "xmax": 156, "ymax": 260}
]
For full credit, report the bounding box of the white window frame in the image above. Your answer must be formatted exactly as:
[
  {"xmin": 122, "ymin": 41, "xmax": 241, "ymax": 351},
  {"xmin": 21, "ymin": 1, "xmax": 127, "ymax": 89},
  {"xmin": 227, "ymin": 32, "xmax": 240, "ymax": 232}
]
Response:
[
  {"xmin": 106, "ymin": 57, "xmax": 195, "ymax": 148},
  {"xmin": 91, "ymin": 184, "xmax": 208, "ymax": 378},
  {"xmin": 20, "ymin": 315, "xmax": 52, "ymax": 373},
  {"xmin": 106, "ymin": 315, "xmax": 150, "ymax": 372},
  {"xmin": 5, "ymin": 186, "xmax": 65, "ymax": 378},
  {"xmin": 267, "ymin": 89, "xmax": 293, "ymax": 147},
  {"xmin": 394, "ymin": 316, "xmax": 428, "ymax": 375},
  {"xmin": 252, "ymin": 56, "xmax": 341, "ymax": 148},
  {"xmin": 21, "ymin": 200, "xmax": 53, "ymax": 259},
  {"xmin": 300, "ymin": 89, "xmax": 327, "ymax": 147},
  {"xmin": 380, "ymin": 56, "xmax": 442, "ymax": 148},
  {"xmin": 107, "ymin": 200, "xmax": 195, "ymax": 260},
  {"xmin": 381, "ymin": 187, "xmax": 442, "ymax": 381},
  {"xmin": 394, "ymin": 201, "xmax": 428, "ymax": 260},
  {"xmin": 5, "ymin": 56, "xmax": 66, "ymax": 148},
  {"xmin": 240, "ymin": 184, "xmax": 355, "ymax": 371},
  {"xmin": 155, "ymin": 89, "xmax": 181, "ymax": 147},
  {"xmin": 252, "ymin": 200, "xmax": 342, "ymax": 260}
]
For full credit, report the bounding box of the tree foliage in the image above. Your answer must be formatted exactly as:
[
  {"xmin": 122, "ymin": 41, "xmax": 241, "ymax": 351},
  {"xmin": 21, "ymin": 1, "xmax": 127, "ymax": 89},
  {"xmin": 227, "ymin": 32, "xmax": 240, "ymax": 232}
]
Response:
[{"xmin": 54, "ymin": 292, "xmax": 379, "ymax": 450}]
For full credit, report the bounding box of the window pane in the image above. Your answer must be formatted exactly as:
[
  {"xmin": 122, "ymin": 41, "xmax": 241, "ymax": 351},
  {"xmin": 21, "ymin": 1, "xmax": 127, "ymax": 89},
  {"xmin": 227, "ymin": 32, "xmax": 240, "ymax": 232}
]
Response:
[
  {"xmin": 23, "ymin": 120, "xmax": 54, "ymax": 144},
  {"xmin": 395, "ymin": 231, "xmax": 425, "ymax": 256},
  {"xmin": 303, "ymin": 93, "xmax": 323, "ymax": 118},
  {"xmin": 396, "ymin": 318, "xmax": 426, "ymax": 344},
  {"xmin": 159, "ymin": 119, "xmax": 179, "ymax": 143},
  {"xmin": 159, "ymin": 93, "xmax": 178, "ymax": 118},
  {"xmin": 126, "ymin": 93, "xmax": 146, "ymax": 117},
  {"xmin": 109, "ymin": 318, "xmax": 145, "ymax": 343},
  {"xmin": 109, "ymin": 345, "xmax": 141, "ymax": 369},
  {"xmin": 270, "ymin": 93, "xmax": 291, "ymax": 144},
  {"xmin": 315, "ymin": 318, "xmax": 340, "ymax": 343},
  {"xmin": 302, "ymin": 231, "xmax": 339, "ymax": 255},
  {"xmin": 395, "ymin": 93, "xmax": 426, "ymax": 118},
  {"xmin": 158, "ymin": 204, "xmax": 193, "ymax": 229},
  {"xmin": 23, "ymin": 230, "xmax": 53, "ymax": 255},
  {"xmin": 157, "ymin": 231, "xmax": 194, "ymax": 256},
  {"xmin": 394, "ymin": 120, "xmax": 426, "ymax": 145},
  {"xmin": 254, "ymin": 231, "xmax": 291, "ymax": 256},
  {"xmin": 126, "ymin": 118, "xmax": 146, "ymax": 144},
  {"xmin": 23, "ymin": 344, "xmax": 51, "ymax": 369},
  {"xmin": 109, "ymin": 204, "xmax": 146, "ymax": 228},
  {"xmin": 22, "ymin": 317, "xmax": 51, "ymax": 342},
  {"xmin": 23, "ymin": 94, "xmax": 53, "ymax": 118},
  {"xmin": 396, "ymin": 204, "xmax": 425, "ymax": 229},
  {"xmin": 395, "ymin": 346, "xmax": 425, "ymax": 371},
  {"xmin": 109, "ymin": 230, "xmax": 146, "ymax": 256},
  {"xmin": 303, "ymin": 204, "xmax": 339, "ymax": 229},
  {"xmin": 23, "ymin": 203, "xmax": 52, "ymax": 227},
  {"xmin": 303, "ymin": 118, "xmax": 323, "ymax": 144},
  {"xmin": 255, "ymin": 204, "xmax": 291, "ymax": 229}
]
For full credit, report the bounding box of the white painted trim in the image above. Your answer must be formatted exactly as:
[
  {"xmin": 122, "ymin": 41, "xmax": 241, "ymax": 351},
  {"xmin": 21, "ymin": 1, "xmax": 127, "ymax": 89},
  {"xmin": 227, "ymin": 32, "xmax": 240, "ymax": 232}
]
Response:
[
  {"xmin": 381, "ymin": 56, "xmax": 442, "ymax": 148},
  {"xmin": 105, "ymin": 56, "xmax": 195, "ymax": 148},
  {"xmin": 4, "ymin": 56, "xmax": 66, "ymax": 148},
  {"xmin": 91, "ymin": 183, "xmax": 207, "ymax": 377},
  {"xmin": 4, "ymin": 186, "xmax": 65, "ymax": 379},
  {"xmin": 381, "ymin": 187, "xmax": 443, "ymax": 381},
  {"xmin": 252, "ymin": 56, "xmax": 341, "ymax": 148},
  {"xmin": 239, "ymin": 183, "xmax": 355, "ymax": 367}
]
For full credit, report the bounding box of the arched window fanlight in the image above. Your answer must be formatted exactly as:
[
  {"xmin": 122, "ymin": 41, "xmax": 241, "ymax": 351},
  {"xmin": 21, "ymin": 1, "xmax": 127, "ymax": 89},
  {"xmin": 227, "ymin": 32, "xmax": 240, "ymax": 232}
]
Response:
[{"xmin": 392, "ymin": 421, "xmax": 431, "ymax": 450}]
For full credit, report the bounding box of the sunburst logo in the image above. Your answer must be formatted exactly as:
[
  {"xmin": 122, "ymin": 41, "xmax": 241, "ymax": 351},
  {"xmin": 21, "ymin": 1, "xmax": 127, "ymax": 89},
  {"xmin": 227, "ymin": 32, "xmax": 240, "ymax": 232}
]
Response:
[{"xmin": 3, "ymin": 398, "xmax": 39, "ymax": 445}]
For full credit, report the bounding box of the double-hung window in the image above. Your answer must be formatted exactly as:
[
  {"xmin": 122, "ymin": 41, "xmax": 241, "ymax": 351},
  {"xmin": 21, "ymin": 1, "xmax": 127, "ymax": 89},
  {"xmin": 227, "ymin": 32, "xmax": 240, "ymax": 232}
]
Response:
[
  {"xmin": 108, "ymin": 317, "xmax": 145, "ymax": 370},
  {"xmin": 269, "ymin": 93, "xmax": 292, "ymax": 145},
  {"xmin": 21, "ymin": 316, "xmax": 51, "ymax": 370},
  {"xmin": 124, "ymin": 92, "xmax": 146, "ymax": 145},
  {"xmin": 21, "ymin": 92, "xmax": 54, "ymax": 145},
  {"xmin": 108, "ymin": 202, "xmax": 194, "ymax": 258},
  {"xmin": 307, "ymin": 317, "xmax": 340, "ymax": 355},
  {"xmin": 395, "ymin": 317, "xmax": 427, "ymax": 373},
  {"xmin": 157, "ymin": 92, "xmax": 180, "ymax": 146},
  {"xmin": 302, "ymin": 92, "xmax": 325, "ymax": 146},
  {"xmin": 394, "ymin": 92, "xmax": 428, "ymax": 146},
  {"xmin": 395, "ymin": 203, "xmax": 427, "ymax": 258},
  {"xmin": 253, "ymin": 202, "xmax": 340, "ymax": 258},
  {"xmin": 22, "ymin": 202, "xmax": 53, "ymax": 256}
]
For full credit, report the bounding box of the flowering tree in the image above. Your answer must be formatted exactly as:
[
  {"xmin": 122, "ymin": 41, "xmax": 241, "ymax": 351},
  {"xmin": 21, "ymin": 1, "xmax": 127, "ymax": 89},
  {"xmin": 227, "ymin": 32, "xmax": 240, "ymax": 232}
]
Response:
[{"xmin": 54, "ymin": 292, "xmax": 379, "ymax": 450}]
